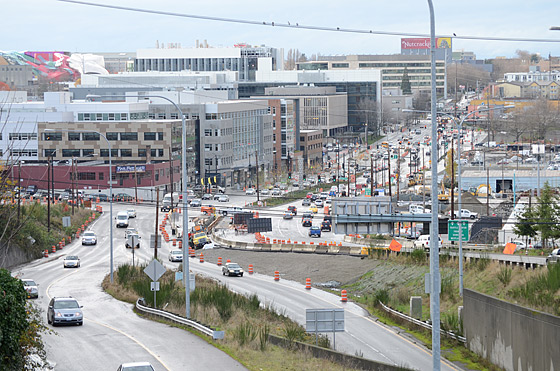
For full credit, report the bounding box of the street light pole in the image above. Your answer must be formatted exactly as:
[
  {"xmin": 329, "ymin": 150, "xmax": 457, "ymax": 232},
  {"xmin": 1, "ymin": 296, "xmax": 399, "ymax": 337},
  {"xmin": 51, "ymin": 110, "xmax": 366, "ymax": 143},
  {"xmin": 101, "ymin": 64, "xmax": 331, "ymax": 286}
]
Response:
[{"xmin": 86, "ymin": 93, "xmax": 191, "ymax": 318}]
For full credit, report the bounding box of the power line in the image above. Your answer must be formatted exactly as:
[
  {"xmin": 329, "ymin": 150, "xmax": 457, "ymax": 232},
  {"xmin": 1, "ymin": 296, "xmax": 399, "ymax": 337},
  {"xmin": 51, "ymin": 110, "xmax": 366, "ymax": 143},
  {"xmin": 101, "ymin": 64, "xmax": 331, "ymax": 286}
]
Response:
[{"xmin": 58, "ymin": 0, "xmax": 560, "ymax": 44}]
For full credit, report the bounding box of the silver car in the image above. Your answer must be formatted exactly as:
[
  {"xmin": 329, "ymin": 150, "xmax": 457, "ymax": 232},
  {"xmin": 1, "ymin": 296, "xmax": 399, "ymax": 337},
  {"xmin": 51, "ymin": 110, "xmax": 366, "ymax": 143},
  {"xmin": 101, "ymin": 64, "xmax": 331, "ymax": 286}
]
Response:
[
  {"xmin": 63, "ymin": 255, "xmax": 81, "ymax": 268},
  {"xmin": 169, "ymin": 250, "xmax": 183, "ymax": 262},
  {"xmin": 117, "ymin": 362, "xmax": 155, "ymax": 371},
  {"xmin": 547, "ymin": 248, "xmax": 560, "ymax": 264},
  {"xmin": 81, "ymin": 231, "xmax": 97, "ymax": 245},
  {"xmin": 22, "ymin": 278, "xmax": 38, "ymax": 299},
  {"xmin": 47, "ymin": 297, "xmax": 83, "ymax": 326}
]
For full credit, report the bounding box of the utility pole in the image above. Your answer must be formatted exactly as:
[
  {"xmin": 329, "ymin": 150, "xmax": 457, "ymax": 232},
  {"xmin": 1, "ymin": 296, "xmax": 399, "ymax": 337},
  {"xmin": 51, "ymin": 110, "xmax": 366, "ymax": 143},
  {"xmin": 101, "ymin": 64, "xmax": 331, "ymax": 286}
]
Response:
[
  {"xmin": 17, "ymin": 161, "xmax": 21, "ymax": 223},
  {"xmin": 387, "ymin": 150, "xmax": 392, "ymax": 198},
  {"xmin": 155, "ymin": 188, "xmax": 159, "ymax": 259},
  {"xmin": 396, "ymin": 146, "xmax": 400, "ymax": 201},
  {"xmin": 47, "ymin": 156, "xmax": 51, "ymax": 232},
  {"xmin": 451, "ymin": 143, "xmax": 455, "ymax": 219},
  {"xmin": 134, "ymin": 165, "xmax": 138, "ymax": 204},
  {"xmin": 71, "ymin": 158, "xmax": 75, "ymax": 216},
  {"xmin": 486, "ymin": 166, "xmax": 490, "ymax": 216},
  {"xmin": 370, "ymin": 154, "xmax": 374, "ymax": 192},
  {"xmin": 169, "ymin": 151, "xmax": 174, "ymax": 233},
  {"xmin": 422, "ymin": 147, "xmax": 426, "ymax": 211},
  {"xmin": 347, "ymin": 156, "xmax": 350, "ymax": 197},
  {"xmin": 255, "ymin": 151, "xmax": 260, "ymax": 203}
]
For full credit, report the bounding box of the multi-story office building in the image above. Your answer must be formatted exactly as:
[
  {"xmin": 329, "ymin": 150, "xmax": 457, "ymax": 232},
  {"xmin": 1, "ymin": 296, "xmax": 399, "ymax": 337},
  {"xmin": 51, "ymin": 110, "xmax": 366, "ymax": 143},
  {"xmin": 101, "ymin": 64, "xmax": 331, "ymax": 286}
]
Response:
[
  {"xmin": 299, "ymin": 129, "xmax": 323, "ymax": 171},
  {"xmin": 296, "ymin": 54, "xmax": 445, "ymax": 95},
  {"xmin": 134, "ymin": 43, "xmax": 283, "ymax": 82},
  {"xmin": 504, "ymin": 70, "xmax": 560, "ymax": 83}
]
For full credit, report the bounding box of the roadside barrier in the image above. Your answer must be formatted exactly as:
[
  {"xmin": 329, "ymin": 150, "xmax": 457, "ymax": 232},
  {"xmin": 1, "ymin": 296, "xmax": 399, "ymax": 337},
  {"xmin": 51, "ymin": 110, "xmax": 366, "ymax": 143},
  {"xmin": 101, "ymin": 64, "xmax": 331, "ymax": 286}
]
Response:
[
  {"xmin": 172, "ymin": 239, "xmax": 176, "ymax": 246},
  {"xmin": 52, "ymin": 245, "xmax": 56, "ymax": 253},
  {"xmin": 199, "ymin": 254, "xmax": 204, "ymax": 263},
  {"xmin": 248, "ymin": 264, "xmax": 253, "ymax": 274},
  {"xmin": 274, "ymin": 271, "xmax": 280, "ymax": 281},
  {"xmin": 226, "ymin": 259, "xmax": 231, "ymax": 263},
  {"xmin": 178, "ymin": 241, "xmax": 182, "ymax": 249},
  {"xmin": 44, "ymin": 250, "xmax": 48, "ymax": 258},
  {"xmin": 217, "ymin": 257, "xmax": 222, "ymax": 266},
  {"xmin": 341, "ymin": 290, "xmax": 347, "ymax": 302},
  {"xmin": 306, "ymin": 278, "xmax": 311, "ymax": 290}
]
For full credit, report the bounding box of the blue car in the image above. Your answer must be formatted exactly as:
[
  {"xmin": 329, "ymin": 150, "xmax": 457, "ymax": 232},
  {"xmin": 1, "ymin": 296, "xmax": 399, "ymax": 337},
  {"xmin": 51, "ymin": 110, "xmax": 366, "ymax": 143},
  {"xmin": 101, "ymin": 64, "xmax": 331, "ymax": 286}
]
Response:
[{"xmin": 308, "ymin": 226, "xmax": 321, "ymax": 238}]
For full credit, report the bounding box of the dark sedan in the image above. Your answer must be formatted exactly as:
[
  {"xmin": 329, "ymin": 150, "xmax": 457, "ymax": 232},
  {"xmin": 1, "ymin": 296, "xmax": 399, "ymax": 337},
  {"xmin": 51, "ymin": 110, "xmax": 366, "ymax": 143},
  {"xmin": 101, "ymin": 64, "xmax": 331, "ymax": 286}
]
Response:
[{"xmin": 222, "ymin": 263, "xmax": 244, "ymax": 277}]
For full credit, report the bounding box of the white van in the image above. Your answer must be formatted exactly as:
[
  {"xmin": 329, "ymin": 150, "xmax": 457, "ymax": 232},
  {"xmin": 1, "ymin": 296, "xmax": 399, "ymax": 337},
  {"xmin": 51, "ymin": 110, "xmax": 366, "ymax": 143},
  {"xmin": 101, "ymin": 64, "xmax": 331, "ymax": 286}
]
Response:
[
  {"xmin": 161, "ymin": 192, "xmax": 180, "ymax": 212},
  {"xmin": 413, "ymin": 235, "xmax": 442, "ymax": 251},
  {"xmin": 116, "ymin": 211, "xmax": 129, "ymax": 228},
  {"xmin": 409, "ymin": 204, "xmax": 429, "ymax": 214}
]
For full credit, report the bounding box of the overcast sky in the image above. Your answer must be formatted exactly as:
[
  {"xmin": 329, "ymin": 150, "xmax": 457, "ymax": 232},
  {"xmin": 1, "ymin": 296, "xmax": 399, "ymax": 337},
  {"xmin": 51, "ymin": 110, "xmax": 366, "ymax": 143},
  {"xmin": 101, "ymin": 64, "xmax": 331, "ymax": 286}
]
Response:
[{"xmin": 4, "ymin": 0, "xmax": 560, "ymax": 59}]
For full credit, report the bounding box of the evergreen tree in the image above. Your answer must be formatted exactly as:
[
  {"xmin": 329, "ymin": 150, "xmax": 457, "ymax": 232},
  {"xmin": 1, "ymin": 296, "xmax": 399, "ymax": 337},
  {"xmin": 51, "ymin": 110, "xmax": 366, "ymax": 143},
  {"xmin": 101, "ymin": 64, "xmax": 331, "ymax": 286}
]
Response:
[
  {"xmin": 512, "ymin": 203, "xmax": 537, "ymax": 246},
  {"xmin": 401, "ymin": 67, "xmax": 412, "ymax": 95},
  {"xmin": 533, "ymin": 182, "xmax": 560, "ymax": 248}
]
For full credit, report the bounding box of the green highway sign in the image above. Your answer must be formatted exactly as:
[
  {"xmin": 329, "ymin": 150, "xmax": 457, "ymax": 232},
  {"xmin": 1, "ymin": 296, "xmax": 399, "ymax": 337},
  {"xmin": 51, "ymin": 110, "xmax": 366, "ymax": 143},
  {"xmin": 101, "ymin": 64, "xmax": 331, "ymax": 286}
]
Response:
[{"xmin": 448, "ymin": 220, "xmax": 468, "ymax": 241}]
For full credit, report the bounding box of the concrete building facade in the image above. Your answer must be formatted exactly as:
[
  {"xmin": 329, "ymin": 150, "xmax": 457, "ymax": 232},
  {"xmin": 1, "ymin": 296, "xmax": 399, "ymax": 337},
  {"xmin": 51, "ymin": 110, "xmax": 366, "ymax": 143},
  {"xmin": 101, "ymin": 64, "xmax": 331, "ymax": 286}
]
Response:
[{"xmin": 299, "ymin": 129, "xmax": 323, "ymax": 171}]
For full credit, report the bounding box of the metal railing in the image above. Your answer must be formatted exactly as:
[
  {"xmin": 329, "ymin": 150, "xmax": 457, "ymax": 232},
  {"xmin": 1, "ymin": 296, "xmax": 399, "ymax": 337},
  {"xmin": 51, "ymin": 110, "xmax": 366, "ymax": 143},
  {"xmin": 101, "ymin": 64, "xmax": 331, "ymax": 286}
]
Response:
[
  {"xmin": 135, "ymin": 298, "xmax": 224, "ymax": 340},
  {"xmin": 378, "ymin": 302, "xmax": 465, "ymax": 343}
]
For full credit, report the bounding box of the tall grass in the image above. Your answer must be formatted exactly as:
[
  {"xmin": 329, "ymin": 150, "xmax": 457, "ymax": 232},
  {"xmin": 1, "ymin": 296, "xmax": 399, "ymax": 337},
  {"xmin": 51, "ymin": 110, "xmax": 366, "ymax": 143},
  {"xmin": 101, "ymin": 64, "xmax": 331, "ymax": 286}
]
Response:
[
  {"xmin": 410, "ymin": 249, "xmax": 427, "ymax": 264},
  {"xmin": 497, "ymin": 266, "xmax": 512, "ymax": 286},
  {"xmin": 509, "ymin": 263, "xmax": 560, "ymax": 315}
]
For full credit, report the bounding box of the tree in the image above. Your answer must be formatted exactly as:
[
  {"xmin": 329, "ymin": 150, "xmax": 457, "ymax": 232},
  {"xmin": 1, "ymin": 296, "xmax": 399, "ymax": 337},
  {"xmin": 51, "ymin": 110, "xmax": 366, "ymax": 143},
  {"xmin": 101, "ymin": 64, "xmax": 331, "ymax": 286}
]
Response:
[
  {"xmin": 446, "ymin": 63, "xmax": 491, "ymax": 96},
  {"xmin": 532, "ymin": 182, "xmax": 560, "ymax": 248},
  {"xmin": 512, "ymin": 203, "xmax": 537, "ymax": 246},
  {"xmin": 401, "ymin": 67, "xmax": 412, "ymax": 95}
]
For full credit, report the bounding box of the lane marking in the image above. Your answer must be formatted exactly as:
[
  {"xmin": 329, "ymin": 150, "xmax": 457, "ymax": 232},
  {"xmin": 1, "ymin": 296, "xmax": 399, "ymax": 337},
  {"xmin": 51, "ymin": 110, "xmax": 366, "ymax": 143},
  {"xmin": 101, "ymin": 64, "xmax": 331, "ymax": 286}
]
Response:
[{"xmin": 46, "ymin": 267, "xmax": 170, "ymax": 370}]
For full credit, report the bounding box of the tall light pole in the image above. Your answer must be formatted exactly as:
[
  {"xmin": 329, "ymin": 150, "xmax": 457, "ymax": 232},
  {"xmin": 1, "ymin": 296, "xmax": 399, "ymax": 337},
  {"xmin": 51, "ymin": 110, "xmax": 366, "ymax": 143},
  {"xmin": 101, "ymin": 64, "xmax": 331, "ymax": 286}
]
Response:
[
  {"xmin": 426, "ymin": 2, "xmax": 441, "ymax": 368},
  {"xmin": 45, "ymin": 128, "xmax": 114, "ymax": 282},
  {"xmin": 87, "ymin": 94, "xmax": 192, "ymax": 318}
]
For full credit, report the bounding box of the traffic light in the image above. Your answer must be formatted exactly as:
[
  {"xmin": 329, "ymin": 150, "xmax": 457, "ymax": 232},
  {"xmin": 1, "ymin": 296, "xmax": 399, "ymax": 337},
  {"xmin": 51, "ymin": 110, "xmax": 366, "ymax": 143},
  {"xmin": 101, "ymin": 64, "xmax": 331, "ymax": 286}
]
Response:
[
  {"xmin": 288, "ymin": 172, "xmax": 292, "ymax": 179},
  {"xmin": 303, "ymin": 174, "xmax": 307, "ymax": 180}
]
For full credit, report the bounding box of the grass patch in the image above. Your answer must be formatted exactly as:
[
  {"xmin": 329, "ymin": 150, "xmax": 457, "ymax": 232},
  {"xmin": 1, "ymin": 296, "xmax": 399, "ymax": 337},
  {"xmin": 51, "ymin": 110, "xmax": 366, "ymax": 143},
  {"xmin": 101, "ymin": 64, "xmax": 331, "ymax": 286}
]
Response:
[{"xmin": 103, "ymin": 264, "xmax": 359, "ymax": 371}]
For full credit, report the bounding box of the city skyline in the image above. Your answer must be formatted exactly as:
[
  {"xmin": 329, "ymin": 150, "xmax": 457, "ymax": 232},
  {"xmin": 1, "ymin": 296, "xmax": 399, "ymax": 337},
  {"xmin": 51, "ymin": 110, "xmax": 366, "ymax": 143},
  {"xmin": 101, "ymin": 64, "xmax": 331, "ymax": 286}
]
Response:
[{"xmin": 4, "ymin": 0, "xmax": 560, "ymax": 60}]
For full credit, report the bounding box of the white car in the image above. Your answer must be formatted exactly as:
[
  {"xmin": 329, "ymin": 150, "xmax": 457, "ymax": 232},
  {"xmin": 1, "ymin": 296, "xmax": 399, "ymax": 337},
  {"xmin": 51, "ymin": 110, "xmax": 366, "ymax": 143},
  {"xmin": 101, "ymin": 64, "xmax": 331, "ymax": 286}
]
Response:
[
  {"xmin": 218, "ymin": 195, "xmax": 229, "ymax": 202},
  {"xmin": 169, "ymin": 250, "xmax": 183, "ymax": 262},
  {"xmin": 117, "ymin": 362, "xmax": 155, "ymax": 371},
  {"xmin": 63, "ymin": 255, "xmax": 81, "ymax": 268},
  {"xmin": 127, "ymin": 209, "xmax": 136, "ymax": 218},
  {"xmin": 81, "ymin": 231, "xmax": 97, "ymax": 245},
  {"xmin": 245, "ymin": 188, "xmax": 256, "ymax": 195}
]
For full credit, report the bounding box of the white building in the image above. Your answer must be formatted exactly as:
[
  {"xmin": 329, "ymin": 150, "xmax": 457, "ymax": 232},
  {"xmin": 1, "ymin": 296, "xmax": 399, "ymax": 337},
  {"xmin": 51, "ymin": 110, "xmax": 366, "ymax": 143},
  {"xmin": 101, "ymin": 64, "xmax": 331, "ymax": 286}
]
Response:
[{"xmin": 504, "ymin": 70, "xmax": 560, "ymax": 83}]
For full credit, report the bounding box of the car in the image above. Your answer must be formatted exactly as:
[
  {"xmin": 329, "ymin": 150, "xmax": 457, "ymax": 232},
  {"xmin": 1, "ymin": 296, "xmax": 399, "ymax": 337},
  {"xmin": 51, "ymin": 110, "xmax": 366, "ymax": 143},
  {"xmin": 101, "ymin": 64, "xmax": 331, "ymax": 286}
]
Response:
[
  {"xmin": 309, "ymin": 205, "xmax": 318, "ymax": 213},
  {"xmin": 125, "ymin": 233, "xmax": 141, "ymax": 249},
  {"xmin": 127, "ymin": 209, "xmax": 137, "ymax": 218},
  {"xmin": 202, "ymin": 193, "xmax": 212, "ymax": 200},
  {"xmin": 283, "ymin": 212, "xmax": 293, "ymax": 220},
  {"xmin": 315, "ymin": 199, "xmax": 324, "ymax": 207},
  {"xmin": 287, "ymin": 205, "xmax": 297, "ymax": 215},
  {"xmin": 326, "ymin": 197, "xmax": 332, "ymax": 204},
  {"xmin": 169, "ymin": 249, "xmax": 183, "ymax": 262},
  {"xmin": 63, "ymin": 255, "xmax": 81, "ymax": 268},
  {"xmin": 320, "ymin": 192, "xmax": 329, "ymax": 200},
  {"xmin": 260, "ymin": 189, "xmax": 270, "ymax": 195},
  {"xmin": 47, "ymin": 297, "xmax": 83, "ymax": 326},
  {"xmin": 125, "ymin": 227, "xmax": 138, "ymax": 238},
  {"xmin": 413, "ymin": 235, "xmax": 442, "ymax": 251},
  {"xmin": 306, "ymin": 192, "xmax": 313, "ymax": 199},
  {"xmin": 114, "ymin": 193, "xmax": 134, "ymax": 202},
  {"xmin": 308, "ymin": 226, "xmax": 321, "ymax": 237},
  {"xmin": 510, "ymin": 240, "xmax": 528, "ymax": 250},
  {"xmin": 190, "ymin": 198, "xmax": 202, "ymax": 207},
  {"xmin": 81, "ymin": 231, "xmax": 97, "ymax": 245},
  {"xmin": 218, "ymin": 195, "xmax": 229, "ymax": 202},
  {"xmin": 213, "ymin": 194, "xmax": 222, "ymax": 201},
  {"xmin": 302, "ymin": 212, "xmax": 314, "ymax": 219},
  {"xmin": 292, "ymin": 182, "xmax": 299, "ymax": 188},
  {"xmin": 302, "ymin": 198, "xmax": 311, "ymax": 206},
  {"xmin": 320, "ymin": 221, "xmax": 331, "ymax": 232},
  {"xmin": 245, "ymin": 188, "xmax": 256, "ymax": 195},
  {"xmin": 117, "ymin": 362, "xmax": 155, "ymax": 371},
  {"xmin": 302, "ymin": 218, "xmax": 313, "ymax": 227},
  {"xmin": 21, "ymin": 278, "xmax": 38, "ymax": 299},
  {"xmin": 323, "ymin": 215, "xmax": 332, "ymax": 224},
  {"xmin": 222, "ymin": 262, "xmax": 244, "ymax": 277},
  {"xmin": 93, "ymin": 193, "xmax": 109, "ymax": 202},
  {"xmin": 302, "ymin": 181, "xmax": 311, "ymax": 188},
  {"xmin": 271, "ymin": 188, "xmax": 281, "ymax": 196},
  {"xmin": 546, "ymin": 248, "xmax": 560, "ymax": 264}
]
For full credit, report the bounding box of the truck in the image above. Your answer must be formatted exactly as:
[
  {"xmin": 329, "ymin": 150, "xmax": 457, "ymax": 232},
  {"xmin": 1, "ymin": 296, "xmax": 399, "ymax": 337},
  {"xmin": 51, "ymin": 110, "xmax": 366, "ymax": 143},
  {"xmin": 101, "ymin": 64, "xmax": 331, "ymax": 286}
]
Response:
[
  {"xmin": 189, "ymin": 226, "xmax": 210, "ymax": 249},
  {"xmin": 161, "ymin": 192, "xmax": 180, "ymax": 212},
  {"xmin": 116, "ymin": 211, "xmax": 129, "ymax": 228},
  {"xmin": 449, "ymin": 208, "xmax": 479, "ymax": 219}
]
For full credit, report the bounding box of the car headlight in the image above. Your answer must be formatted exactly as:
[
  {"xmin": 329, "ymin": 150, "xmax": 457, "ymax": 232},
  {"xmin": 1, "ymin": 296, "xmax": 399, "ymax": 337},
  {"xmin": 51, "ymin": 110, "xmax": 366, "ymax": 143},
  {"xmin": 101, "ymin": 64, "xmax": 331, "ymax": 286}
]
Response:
[
  {"xmin": 75, "ymin": 312, "xmax": 82, "ymax": 316},
  {"xmin": 56, "ymin": 312, "xmax": 62, "ymax": 317}
]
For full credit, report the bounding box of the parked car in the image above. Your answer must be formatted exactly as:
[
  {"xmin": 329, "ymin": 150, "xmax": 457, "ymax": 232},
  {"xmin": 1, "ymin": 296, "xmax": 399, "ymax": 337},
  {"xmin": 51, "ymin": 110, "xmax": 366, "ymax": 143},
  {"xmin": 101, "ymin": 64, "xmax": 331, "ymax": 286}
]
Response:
[
  {"xmin": 302, "ymin": 198, "xmax": 311, "ymax": 206},
  {"xmin": 449, "ymin": 209, "xmax": 478, "ymax": 219},
  {"xmin": 169, "ymin": 250, "xmax": 183, "ymax": 262},
  {"xmin": 94, "ymin": 193, "xmax": 109, "ymax": 202},
  {"xmin": 190, "ymin": 199, "xmax": 202, "ymax": 207},
  {"xmin": 63, "ymin": 256, "xmax": 81, "ymax": 268},
  {"xmin": 114, "ymin": 193, "xmax": 133, "ymax": 202},
  {"xmin": 546, "ymin": 248, "xmax": 560, "ymax": 264},
  {"xmin": 81, "ymin": 231, "xmax": 97, "ymax": 245},
  {"xmin": 202, "ymin": 193, "xmax": 212, "ymax": 200},
  {"xmin": 21, "ymin": 278, "xmax": 38, "ymax": 299},
  {"xmin": 510, "ymin": 240, "xmax": 528, "ymax": 250},
  {"xmin": 47, "ymin": 297, "xmax": 83, "ymax": 326},
  {"xmin": 222, "ymin": 262, "xmax": 244, "ymax": 277},
  {"xmin": 320, "ymin": 221, "xmax": 331, "ymax": 232},
  {"xmin": 245, "ymin": 188, "xmax": 256, "ymax": 195},
  {"xmin": 302, "ymin": 218, "xmax": 313, "ymax": 227},
  {"xmin": 127, "ymin": 209, "xmax": 137, "ymax": 218},
  {"xmin": 117, "ymin": 363, "xmax": 155, "ymax": 371},
  {"xmin": 283, "ymin": 212, "xmax": 293, "ymax": 220}
]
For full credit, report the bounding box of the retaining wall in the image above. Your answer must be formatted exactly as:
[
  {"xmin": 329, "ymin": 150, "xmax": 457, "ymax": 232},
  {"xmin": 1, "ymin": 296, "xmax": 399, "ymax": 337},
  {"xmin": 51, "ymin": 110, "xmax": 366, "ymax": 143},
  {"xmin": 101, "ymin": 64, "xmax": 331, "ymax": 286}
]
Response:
[{"xmin": 464, "ymin": 289, "xmax": 560, "ymax": 371}]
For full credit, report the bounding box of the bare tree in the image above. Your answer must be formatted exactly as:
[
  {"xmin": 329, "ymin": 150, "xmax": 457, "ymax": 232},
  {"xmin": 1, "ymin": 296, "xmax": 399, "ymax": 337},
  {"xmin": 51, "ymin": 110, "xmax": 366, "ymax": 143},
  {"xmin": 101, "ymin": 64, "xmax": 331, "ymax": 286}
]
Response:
[
  {"xmin": 446, "ymin": 63, "xmax": 491, "ymax": 96},
  {"xmin": 526, "ymin": 98, "xmax": 560, "ymax": 140}
]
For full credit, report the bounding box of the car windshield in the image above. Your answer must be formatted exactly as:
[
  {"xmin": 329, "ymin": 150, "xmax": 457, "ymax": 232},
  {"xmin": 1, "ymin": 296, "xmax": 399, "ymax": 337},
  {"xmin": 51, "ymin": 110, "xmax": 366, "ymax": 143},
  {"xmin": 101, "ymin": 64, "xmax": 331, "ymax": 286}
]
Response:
[
  {"xmin": 228, "ymin": 263, "xmax": 241, "ymax": 269},
  {"xmin": 84, "ymin": 232, "xmax": 95, "ymax": 237},
  {"xmin": 65, "ymin": 256, "xmax": 79, "ymax": 260},
  {"xmin": 128, "ymin": 209, "xmax": 135, "ymax": 213},
  {"xmin": 122, "ymin": 366, "xmax": 154, "ymax": 371},
  {"xmin": 171, "ymin": 250, "xmax": 182, "ymax": 255},
  {"xmin": 54, "ymin": 300, "xmax": 79, "ymax": 309},
  {"xmin": 23, "ymin": 280, "xmax": 36, "ymax": 286}
]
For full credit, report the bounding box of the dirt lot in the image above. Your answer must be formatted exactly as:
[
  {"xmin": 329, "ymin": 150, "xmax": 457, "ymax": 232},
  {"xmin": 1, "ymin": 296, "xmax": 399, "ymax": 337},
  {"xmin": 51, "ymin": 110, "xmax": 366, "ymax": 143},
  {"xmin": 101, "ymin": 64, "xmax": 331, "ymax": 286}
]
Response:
[{"xmin": 196, "ymin": 247, "xmax": 427, "ymax": 291}]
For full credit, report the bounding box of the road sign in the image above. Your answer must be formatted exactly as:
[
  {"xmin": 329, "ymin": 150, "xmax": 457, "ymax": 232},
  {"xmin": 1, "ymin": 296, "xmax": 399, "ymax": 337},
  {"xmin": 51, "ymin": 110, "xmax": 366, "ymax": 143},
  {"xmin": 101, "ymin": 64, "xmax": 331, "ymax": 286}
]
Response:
[
  {"xmin": 305, "ymin": 308, "xmax": 345, "ymax": 332},
  {"xmin": 448, "ymin": 220, "xmax": 468, "ymax": 241},
  {"xmin": 150, "ymin": 234, "xmax": 162, "ymax": 248},
  {"xmin": 127, "ymin": 234, "xmax": 139, "ymax": 248},
  {"xmin": 62, "ymin": 216, "xmax": 71, "ymax": 227},
  {"xmin": 144, "ymin": 259, "xmax": 166, "ymax": 282}
]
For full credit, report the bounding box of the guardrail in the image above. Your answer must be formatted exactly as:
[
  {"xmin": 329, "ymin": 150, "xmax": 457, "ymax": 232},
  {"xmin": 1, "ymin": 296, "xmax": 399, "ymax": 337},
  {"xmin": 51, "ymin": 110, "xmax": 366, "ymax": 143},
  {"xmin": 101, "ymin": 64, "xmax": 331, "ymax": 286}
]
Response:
[
  {"xmin": 378, "ymin": 302, "xmax": 465, "ymax": 343},
  {"xmin": 135, "ymin": 298, "xmax": 224, "ymax": 340}
]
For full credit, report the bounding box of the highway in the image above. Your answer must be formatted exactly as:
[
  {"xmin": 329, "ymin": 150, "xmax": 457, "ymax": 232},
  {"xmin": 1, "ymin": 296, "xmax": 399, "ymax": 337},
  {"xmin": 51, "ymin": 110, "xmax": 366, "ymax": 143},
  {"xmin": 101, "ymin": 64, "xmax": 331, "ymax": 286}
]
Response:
[{"xmin": 14, "ymin": 204, "xmax": 245, "ymax": 371}]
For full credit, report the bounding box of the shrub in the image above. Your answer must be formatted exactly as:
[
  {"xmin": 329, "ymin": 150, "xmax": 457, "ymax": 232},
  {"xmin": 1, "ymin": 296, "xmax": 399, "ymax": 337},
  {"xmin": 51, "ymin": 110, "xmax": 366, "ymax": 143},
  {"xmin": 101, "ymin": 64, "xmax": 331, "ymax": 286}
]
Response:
[
  {"xmin": 410, "ymin": 249, "xmax": 427, "ymax": 263},
  {"xmin": 283, "ymin": 321, "xmax": 305, "ymax": 347},
  {"xmin": 233, "ymin": 321, "xmax": 256, "ymax": 346},
  {"xmin": 258, "ymin": 323, "xmax": 270, "ymax": 351},
  {"xmin": 497, "ymin": 266, "xmax": 512, "ymax": 286},
  {"xmin": 373, "ymin": 288, "xmax": 390, "ymax": 306},
  {"xmin": 442, "ymin": 311, "xmax": 463, "ymax": 336}
]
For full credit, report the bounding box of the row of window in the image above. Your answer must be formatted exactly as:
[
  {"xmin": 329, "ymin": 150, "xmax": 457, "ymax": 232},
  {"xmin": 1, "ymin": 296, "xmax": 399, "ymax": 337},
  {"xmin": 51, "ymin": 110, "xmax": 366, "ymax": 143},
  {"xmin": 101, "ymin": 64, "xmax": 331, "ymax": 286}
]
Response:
[
  {"xmin": 10, "ymin": 149, "xmax": 38, "ymax": 157},
  {"xmin": 77, "ymin": 112, "xmax": 149, "ymax": 121},
  {"xmin": 43, "ymin": 132, "xmax": 164, "ymax": 141},
  {"xmin": 8, "ymin": 133, "xmax": 37, "ymax": 140},
  {"xmin": 43, "ymin": 148, "xmax": 166, "ymax": 158}
]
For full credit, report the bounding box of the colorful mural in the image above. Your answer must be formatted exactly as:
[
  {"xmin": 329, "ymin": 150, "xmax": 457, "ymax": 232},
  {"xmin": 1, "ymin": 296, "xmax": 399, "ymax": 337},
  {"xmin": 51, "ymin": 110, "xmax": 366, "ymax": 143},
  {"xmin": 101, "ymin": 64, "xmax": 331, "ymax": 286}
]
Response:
[{"xmin": 0, "ymin": 51, "xmax": 86, "ymax": 82}]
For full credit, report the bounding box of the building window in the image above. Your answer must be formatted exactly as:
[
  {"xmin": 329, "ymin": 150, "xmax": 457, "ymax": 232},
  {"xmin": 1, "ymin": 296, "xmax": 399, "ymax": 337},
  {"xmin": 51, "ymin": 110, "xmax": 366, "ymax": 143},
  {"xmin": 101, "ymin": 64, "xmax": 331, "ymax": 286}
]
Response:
[
  {"xmin": 82, "ymin": 132, "xmax": 100, "ymax": 141},
  {"xmin": 77, "ymin": 172, "xmax": 96, "ymax": 181},
  {"xmin": 138, "ymin": 149, "xmax": 147, "ymax": 157},
  {"xmin": 96, "ymin": 113, "xmax": 103, "ymax": 121},
  {"xmin": 68, "ymin": 132, "xmax": 81, "ymax": 141},
  {"xmin": 332, "ymin": 63, "xmax": 349, "ymax": 68},
  {"xmin": 204, "ymin": 144, "xmax": 212, "ymax": 151},
  {"xmin": 144, "ymin": 132, "xmax": 156, "ymax": 140},
  {"xmin": 43, "ymin": 132, "xmax": 62, "ymax": 141},
  {"xmin": 100, "ymin": 149, "xmax": 118, "ymax": 157},
  {"xmin": 120, "ymin": 113, "xmax": 128, "ymax": 120},
  {"xmin": 44, "ymin": 149, "xmax": 56, "ymax": 157},
  {"xmin": 106, "ymin": 132, "xmax": 119, "ymax": 141},
  {"xmin": 108, "ymin": 113, "xmax": 115, "ymax": 121},
  {"xmin": 62, "ymin": 149, "xmax": 81, "ymax": 157},
  {"xmin": 83, "ymin": 113, "xmax": 91, "ymax": 121},
  {"xmin": 120, "ymin": 132, "xmax": 138, "ymax": 141},
  {"xmin": 99, "ymin": 172, "xmax": 104, "ymax": 180},
  {"xmin": 120, "ymin": 149, "xmax": 132, "ymax": 157},
  {"xmin": 82, "ymin": 149, "xmax": 95, "ymax": 157},
  {"xmin": 157, "ymin": 132, "xmax": 164, "ymax": 140}
]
